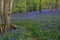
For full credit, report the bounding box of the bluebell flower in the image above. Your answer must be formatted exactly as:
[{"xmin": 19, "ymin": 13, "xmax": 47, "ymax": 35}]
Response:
[{"xmin": 12, "ymin": 37, "xmax": 17, "ymax": 40}]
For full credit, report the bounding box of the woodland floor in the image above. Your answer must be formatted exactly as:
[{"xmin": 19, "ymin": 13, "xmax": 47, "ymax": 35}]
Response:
[{"xmin": 0, "ymin": 9, "xmax": 60, "ymax": 40}]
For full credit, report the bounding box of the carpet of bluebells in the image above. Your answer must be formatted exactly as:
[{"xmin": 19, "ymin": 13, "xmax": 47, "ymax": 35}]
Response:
[{"xmin": 0, "ymin": 9, "xmax": 60, "ymax": 40}]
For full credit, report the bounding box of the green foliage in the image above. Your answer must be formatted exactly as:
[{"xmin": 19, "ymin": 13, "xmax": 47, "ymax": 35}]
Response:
[
  {"xmin": 15, "ymin": 20, "xmax": 60, "ymax": 40},
  {"xmin": 12, "ymin": 0, "xmax": 60, "ymax": 13},
  {"xmin": 0, "ymin": 20, "xmax": 60, "ymax": 40}
]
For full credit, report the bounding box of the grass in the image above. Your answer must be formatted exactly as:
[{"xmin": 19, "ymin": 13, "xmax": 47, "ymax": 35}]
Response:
[
  {"xmin": 14, "ymin": 19, "xmax": 60, "ymax": 40},
  {"xmin": 0, "ymin": 19, "xmax": 60, "ymax": 40},
  {"xmin": 0, "ymin": 11, "xmax": 60, "ymax": 40}
]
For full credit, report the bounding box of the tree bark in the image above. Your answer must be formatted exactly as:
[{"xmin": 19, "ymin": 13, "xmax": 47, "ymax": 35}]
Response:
[
  {"xmin": 4, "ymin": 0, "xmax": 13, "ymax": 30},
  {"xmin": 55, "ymin": 0, "xmax": 58, "ymax": 9},
  {"xmin": 37, "ymin": 0, "xmax": 39, "ymax": 11},
  {"xmin": 0, "ymin": 0, "xmax": 4, "ymax": 25},
  {"xmin": 25, "ymin": 0, "xmax": 27, "ymax": 13},
  {"xmin": 40, "ymin": 0, "xmax": 41, "ymax": 13},
  {"xmin": 49, "ymin": 0, "xmax": 53, "ymax": 11}
]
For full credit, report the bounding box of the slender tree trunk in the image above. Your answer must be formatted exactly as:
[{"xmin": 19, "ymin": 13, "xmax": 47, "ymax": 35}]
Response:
[
  {"xmin": 55, "ymin": 0, "xmax": 58, "ymax": 9},
  {"xmin": 40, "ymin": 0, "xmax": 41, "ymax": 13},
  {"xmin": 37, "ymin": 0, "xmax": 39, "ymax": 11},
  {"xmin": 37, "ymin": 4, "xmax": 39, "ymax": 11},
  {"xmin": 25, "ymin": 0, "xmax": 26, "ymax": 13},
  {"xmin": 16, "ymin": 0, "xmax": 19, "ymax": 13},
  {"xmin": 31, "ymin": 2, "xmax": 33, "ymax": 12},
  {"xmin": 49, "ymin": 0, "xmax": 53, "ymax": 11}
]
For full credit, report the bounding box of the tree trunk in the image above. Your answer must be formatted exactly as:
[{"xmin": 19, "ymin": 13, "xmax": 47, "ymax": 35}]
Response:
[
  {"xmin": 37, "ymin": 0, "xmax": 39, "ymax": 11},
  {"xmin": 49, "ymin": 0, "xmax": 53, "ymax": 11},
  {"xmin": 55, "ymin": 0, "xmax": 58, "ymax": 9},
  {"xmin": 37, "ymin": 3, "xmax": 39, "ymax": 11},
  {"xmin": 37, "ymin": 0, "xmax": 42, "ymax": 13},
  {"xmin": 40, "ymin": 0, "xmax": 41, "ymax": 13},
  {"xmin": 0, "ymin": 0, "xmax": 4, "ymax": 25},
  {"xmin": 25, "ymin": 0, "xmax": 26, "ymax": 13},
  {"xmin": 4, "ymin": 0, "xmax": 13, "ymax": 30}
]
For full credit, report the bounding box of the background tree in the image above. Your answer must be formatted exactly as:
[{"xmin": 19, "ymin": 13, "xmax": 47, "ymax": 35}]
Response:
[
  {"xmin": 55, "ymin": 0, "xmax": 58, "ymax": 9},
  {"xmin": 49, "ymin": 0, "xmax": 53, "ymax": 11},
  {"xmin": 39, "ymin": 0, "xmax": 42, "ymax": 12},
  {"xmin": 11, "ymin": 0, "xmax": 60, "ymax": 13},
  {"xmin": 25, "ymin": 0, "xmax": 27, "ymax": 13}
]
